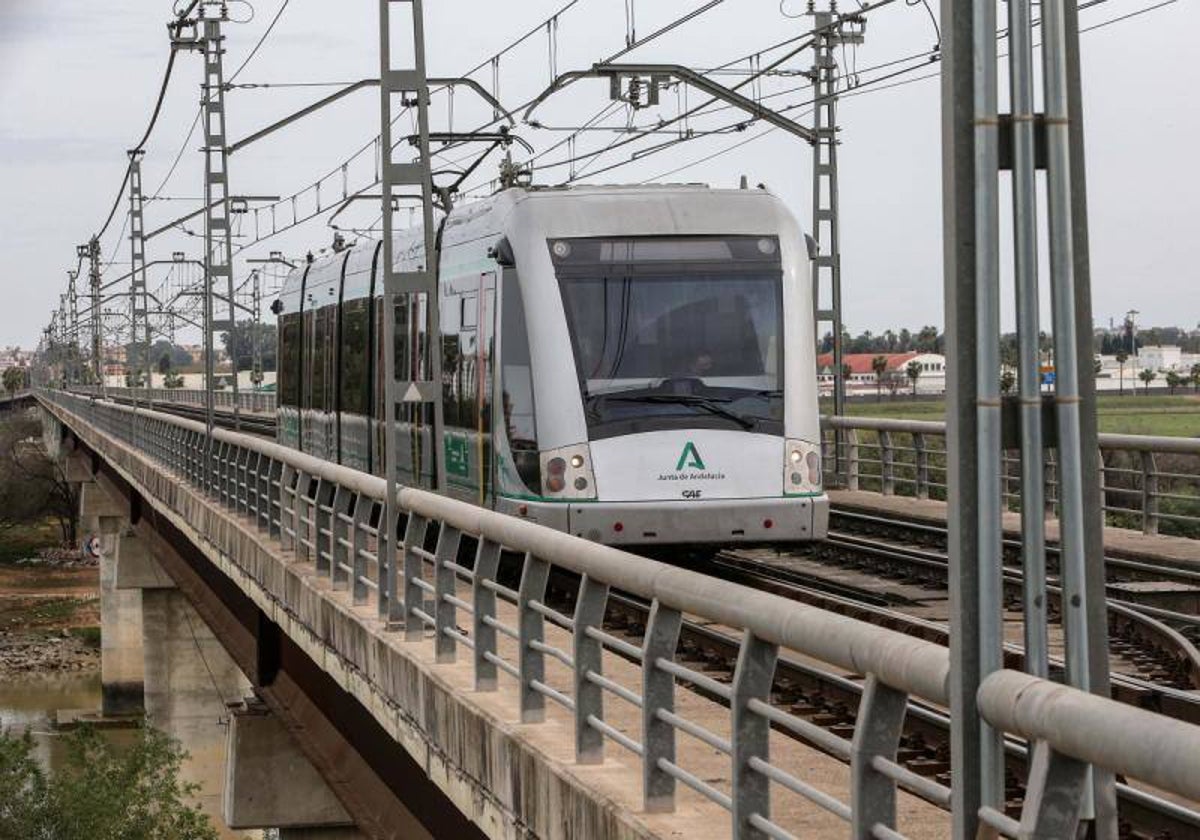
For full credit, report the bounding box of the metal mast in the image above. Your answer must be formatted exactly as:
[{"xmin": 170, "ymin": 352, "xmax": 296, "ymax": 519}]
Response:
[
  {"xmin": 175, "ymin": 0, "xmax": 241, "ymax": 443},
  {"xmin": 942, "ymin": 2, "xmax": 1116, "ymax": 836},
  {"xmin": 85, "ymin": 236, "xmax": 103, "ymax": 387},
  {"xmin": 128, "ymin": 149, "xmax": 150, "ymax": 397},
  {"xmin": 808, "ymin": 4, "xmax": 862, "ymax": 471},
  {"xmin": 66, "ymin": 271, "xmax": 80, "ymax": 385},
  {"xmin": 378, "ymin": 0, "xmax": 443, "ymax": 626}
]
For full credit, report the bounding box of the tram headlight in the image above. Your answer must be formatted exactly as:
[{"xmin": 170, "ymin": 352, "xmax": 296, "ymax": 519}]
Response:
[
  {"xmin": 541, "ymin": 444, "xmax": 597, "ymax": 500},
  {"xmin": 785, "ymin": 439, "xmax": 822, "ymax": 495}
]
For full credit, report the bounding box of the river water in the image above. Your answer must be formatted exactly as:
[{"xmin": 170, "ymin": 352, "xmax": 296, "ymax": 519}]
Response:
[{"xmin": 0, "ymin": 672, "xmax": 256, "ymax": 838}]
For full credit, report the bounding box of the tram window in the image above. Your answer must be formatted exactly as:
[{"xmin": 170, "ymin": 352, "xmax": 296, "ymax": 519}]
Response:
[
  {"xmin": 312, "ymin": 307, "xmax": 327, "ymax": 411},
  {"xmin": 461, "ymin": 294, "xmax": 477, "ymax": 329},
  {"xmin": 500, "ymin": 271, "xmax": 539, "ymax": 493},
  {"xmin": 280, "ymin": 314, "xmax": 300, "ymax": 406},
  {"xmin": 340, "ymin": 298, "xmax": 369, "ymax": 415}
]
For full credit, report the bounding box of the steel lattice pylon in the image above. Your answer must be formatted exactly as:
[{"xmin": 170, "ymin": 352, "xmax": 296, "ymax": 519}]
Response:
[
  {"xmin": 128, "ymin": 150, "xmax": 150, "ymax": 399},
  {"xmin": 378, "ymin": 0, "xmax": 444, "ymax": 627}
]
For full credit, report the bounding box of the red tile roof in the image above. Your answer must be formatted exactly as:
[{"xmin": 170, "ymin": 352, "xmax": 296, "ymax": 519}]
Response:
[{"xmin": 816, "ymin": 352, "xmax": 920, "ymax": 375}]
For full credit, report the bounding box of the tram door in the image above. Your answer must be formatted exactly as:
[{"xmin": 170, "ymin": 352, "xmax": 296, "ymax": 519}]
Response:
[{"xmin": 441, "ymin": 271, "xmax": 495, "ymax": 506}]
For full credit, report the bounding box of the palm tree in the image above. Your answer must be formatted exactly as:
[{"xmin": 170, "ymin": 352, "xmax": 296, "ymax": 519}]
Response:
[
  {"xmin": 872, "ymin": 355, "xmax": 888, "ymax": 401},
  {"xmin": 1166, "ymin": 370, "xmax": 1183, "ymax": 395},
  {"xmin": 1137, "ymin": 368, "xmax": 1156, "ymax": 395},
  {"xmin": 905, "ymin": 360, "xmax": 921, "ymax": 396},
  {"xmin": 1115, "ymin": 351, "xmax": 1128, "ymax": 396}
]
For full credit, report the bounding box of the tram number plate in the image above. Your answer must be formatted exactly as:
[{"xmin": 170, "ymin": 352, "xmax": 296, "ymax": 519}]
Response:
[{"xmin": 682, "ymin": 489, "xmax": 702, "ymax": 499}]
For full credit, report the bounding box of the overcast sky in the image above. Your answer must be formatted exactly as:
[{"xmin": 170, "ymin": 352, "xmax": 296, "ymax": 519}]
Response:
[{"xmin": 1, "ymin": 0, "xmax": 1196, "ymax": 349}]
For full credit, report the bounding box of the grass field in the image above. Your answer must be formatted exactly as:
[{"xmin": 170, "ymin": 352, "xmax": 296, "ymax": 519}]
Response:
[{"xmin": 823, "ymin": 393, "xmax": 1200, "ymax": 437}]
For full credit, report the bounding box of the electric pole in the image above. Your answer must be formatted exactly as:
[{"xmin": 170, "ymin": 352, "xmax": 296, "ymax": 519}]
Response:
[
  {"xmin": 173, "ymin": 0, "xmax": 242, "ymax": 444},
  {"xmin": 66, "ymin": 271, "xmax": 80, "ymax": 385},
  {"xmin": 84, "ymin": 236, "xmax": 103, "ymax": 387},
  {"xmin": 128, "ymin": 149, "xmax": 150, "ymax": 397},
  {"xmin": 378, "ymin": 0, "xmax": 443, "ymax": 627},
  {"xmin": 808, "ymin": 2, "xmax": 863, "ymax": 473}
]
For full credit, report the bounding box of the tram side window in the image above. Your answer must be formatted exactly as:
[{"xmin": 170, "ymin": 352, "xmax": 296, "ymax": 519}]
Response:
[
  {"xmin": 312, "ymin": 307, "xmax": 328, "ymax": 412},
  {"xmin": 340, "ymin": 298, "xmax": 369, "ymax": 415},
  {"xmin": 280, "ymin": 314, "xmax": 300, "ymax": 407},
  {"xmin": 500, "ymin": 271, "xmax": 540, "ymax": 493}
]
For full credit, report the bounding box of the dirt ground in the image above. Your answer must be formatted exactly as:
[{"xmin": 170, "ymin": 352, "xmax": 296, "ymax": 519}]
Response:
[{"xmin": 0, "ymin": 554, "xmax": 101, "ymax": 674}]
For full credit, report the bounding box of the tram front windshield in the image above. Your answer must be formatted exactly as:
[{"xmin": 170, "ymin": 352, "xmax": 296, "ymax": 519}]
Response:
[{"xmin": 552, "ymin": 236, "xmax": 784, "ymax": 440}]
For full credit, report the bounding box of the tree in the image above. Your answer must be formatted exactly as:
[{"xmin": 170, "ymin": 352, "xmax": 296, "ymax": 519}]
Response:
[
  {"xmin": 1165, "ymin": 370, "xmax": 1183, "ymax": 395},
  {"xmin": 1192, "ymin": 362, "xmax": 1200, "ymax": 393},
  {"xmin": 0, "ymin": 415, "xmax": 79, "ymax": 544},
  {"xmin": 220, "ymin": 320, "xmax": 277, "ymax": 373},
  {"xmin": 905, "ymin": 360, "xmax": 921, "ymax": 396},
  {"xmin": 871, "ymin": 355, "xmax": 888, "ymax": 401},
  {"xmin": 1115, "ymin": 351, "xmax": 1128, "ymax": 396},
  {"xmin": 3, "ymin": 366, "xmax": 25, "ymax": 397},
  {"xmin": 157, "ymin": 353, "xmax": 173, "ymax": 376},
  {"xmin": 0, "ymin": 726, "xmax": 217, "ymax": 840},
  {"xmin": 163, "ymin": 372, "xmax": 185, "ymax": 389},
  {"xmin": 1138, "ymin": 368, "xmax": 1156, "ymax": 395},
  {"xmin": 1000, "ymin": 369, "xmax": 1016, "ymax": 394}
]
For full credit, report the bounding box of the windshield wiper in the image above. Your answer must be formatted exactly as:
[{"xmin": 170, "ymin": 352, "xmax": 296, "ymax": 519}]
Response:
[{"xmin": 606, "ymin": 393, "xmax": 757, "ymax": 430}]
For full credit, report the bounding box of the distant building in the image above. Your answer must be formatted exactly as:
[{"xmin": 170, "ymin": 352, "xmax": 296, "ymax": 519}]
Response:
[
  {"xmin": 1137, "ymin": 345, "xmax": 1184, "ymax": 371},
  {"xmin": 816, "ymin": 352, "xmax": 946, "ymax": 395}
]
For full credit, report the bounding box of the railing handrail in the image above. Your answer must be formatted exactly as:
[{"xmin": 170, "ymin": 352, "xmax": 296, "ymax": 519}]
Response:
[{"xmin": 978, "ymin": 669, "xmax": 1200, "ymax": 801}]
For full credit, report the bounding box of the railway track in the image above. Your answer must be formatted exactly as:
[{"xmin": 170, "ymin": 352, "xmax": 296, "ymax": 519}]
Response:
[{"xmin": 101, "ymin": 394, "xmax": 278, "ymax": 438}]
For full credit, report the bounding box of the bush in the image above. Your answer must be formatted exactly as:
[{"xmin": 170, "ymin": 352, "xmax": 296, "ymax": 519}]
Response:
[{"xmin": 0, "ymin": 725, "xmax": 217, "ymax": 840}]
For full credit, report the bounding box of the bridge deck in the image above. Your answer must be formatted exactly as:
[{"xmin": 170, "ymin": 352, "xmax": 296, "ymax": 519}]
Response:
[{"xmin": 830, "ymin": 489, "xmax": 1200, "ymax": 568}]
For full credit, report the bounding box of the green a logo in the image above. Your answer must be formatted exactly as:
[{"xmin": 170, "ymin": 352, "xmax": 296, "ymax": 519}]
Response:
[{"xmin": 675, "ymin": 441, "xmax": 706, "ymax": 471}]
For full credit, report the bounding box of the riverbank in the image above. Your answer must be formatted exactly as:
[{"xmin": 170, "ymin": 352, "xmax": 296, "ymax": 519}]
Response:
[{"xmin": 0, "ymin": 527, "xmax": 100, "ymax": 675}]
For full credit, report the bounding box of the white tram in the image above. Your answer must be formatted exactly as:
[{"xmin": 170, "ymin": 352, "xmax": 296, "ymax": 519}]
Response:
[{"xmin": 275, "ymin": 184, "xmax": 828, "ymax": 545}]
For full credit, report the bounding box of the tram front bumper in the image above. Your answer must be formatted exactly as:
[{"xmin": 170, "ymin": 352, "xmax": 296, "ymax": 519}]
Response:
[{"xmin": 499, "ymin": 494, "xmax": 829, "ymax": 546}]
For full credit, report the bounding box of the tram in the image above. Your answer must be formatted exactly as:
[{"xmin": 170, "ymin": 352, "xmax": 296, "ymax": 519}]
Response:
[{"xmin": 274, "ymin": 184, "xmax": 828, "ymax": 545}]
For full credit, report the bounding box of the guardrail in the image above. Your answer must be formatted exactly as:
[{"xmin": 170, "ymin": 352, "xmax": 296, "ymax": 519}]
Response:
[
  {"xmin": 822, "ymin": 415, "xmax": 1200, "ymax": 538},
  {"xmin": 70, "ymin": 385, "xmax": 276, "ymax": 414},
  {"xmin": 40, "ymin": 388, "xmax": 1200, "ymax": 838}
]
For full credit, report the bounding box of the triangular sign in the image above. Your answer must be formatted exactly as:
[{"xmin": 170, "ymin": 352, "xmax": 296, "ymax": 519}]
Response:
[{"xmin": 402, "ymin": 383, "xmax": 424, "ymax": 402}]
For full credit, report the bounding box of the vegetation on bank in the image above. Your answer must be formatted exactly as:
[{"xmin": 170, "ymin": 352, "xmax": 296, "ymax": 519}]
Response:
[{"xmin": 0, "ymin": 726, "xmax": 217, "ymax": 840}]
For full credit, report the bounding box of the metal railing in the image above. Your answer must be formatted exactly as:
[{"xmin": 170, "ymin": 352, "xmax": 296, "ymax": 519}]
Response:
[
  {"xmin": 823, "ymin": 415, "xmax": 1200, "ymax": 538},
  {"xmin": 40, "ymin": 389, "xmax": 1200, "ymax": 838},
  {"xmin": 72, "ymin": 385, "xmax": 276, "ymax": 414}
]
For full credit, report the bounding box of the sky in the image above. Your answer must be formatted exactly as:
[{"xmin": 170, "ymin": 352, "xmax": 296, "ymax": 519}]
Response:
[{"xmin": 0, "ymin": 0, "xmax": 1196, "ymax": 350}]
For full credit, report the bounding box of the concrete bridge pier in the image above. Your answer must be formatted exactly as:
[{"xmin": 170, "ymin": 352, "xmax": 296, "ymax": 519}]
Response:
[
  {"xmin": 223, "ymin": 700, "xmax": 364, "ymax": 839},
  {"xmin": 77, "ymin": 478, "xmax": 146, "ymax": 716},
  {"xmin": 132, "ymin": 568, "xmax": 254, "ymax": 838}
]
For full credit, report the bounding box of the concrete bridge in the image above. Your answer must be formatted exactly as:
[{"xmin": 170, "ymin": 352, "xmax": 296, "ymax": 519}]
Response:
[{"xmin": 32, "ymin": 389, "xmax": 1200, "ymax": 840}]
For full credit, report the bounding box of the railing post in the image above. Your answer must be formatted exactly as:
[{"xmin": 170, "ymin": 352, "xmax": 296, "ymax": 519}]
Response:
[
  {"xmin": 350, "ymin": 499, "xmax": 373, "ymax": 605},
  {"xmin": 267, "ymin": 459, "xmax": 283, "ymax": 538},
  {"xmin": 330, "ymin": 486, "xmax": 353, "ymax": 588},
  {"xmin": 433, "ymin": 525, "xmax": 462, "ymax": 663},
  {"xmin": 573, "ymin": 574, "xmax": 610, "ymax": 764},
  {"xmin": 313, "ymin": 479, "xmax": 332, "ymax": 576},
  {"xmin": 294, "ymin": 471, "xmax": 310, "ymax": 562},
  {"xmin": 471, "ymin": 539, "xmax": 502, "ymax": 691},
  {"xmin": 1140, "ymin": 451, "xmax": 1159, "ymax": 535},
  {"xmin": 1016, "ymin": 740, "xmax": 1089, "ymax": 839},
  {"xmin": 850, "ymin": 675, "xmax": 909, "ymax": 839},
  {"xmin": 1044, "ymin": 448, "xmax": 1058, "ymax": 519},
  {"xmin": 401, "ymin": 513, "xmax": 428, "ymax": 637},
  {"xmin": 846, "ymin": 428, "xmax": 860, "ymax": 491},
  {"xmin": 279, "ymin": 465, "xmax": 297, "ymax": 551},
  {"xmin": 517, "ymin": 553, "xmax": 550, "ymax": 723},
  {"xmin": 879, "ymin": 430, "xmax": 895, "ymax": 496},
  {"xmin": 914, "ymin": 432, "xmax": 930, "ymax": 499},
  {"xmin": 731, "ymin": 632, "xmax": 778, "ymax": 839},
  {"xmin": 641, "ymin": 601, "xmax": 682, "ymax": 813}
]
